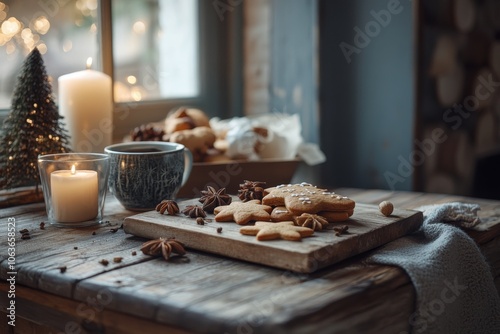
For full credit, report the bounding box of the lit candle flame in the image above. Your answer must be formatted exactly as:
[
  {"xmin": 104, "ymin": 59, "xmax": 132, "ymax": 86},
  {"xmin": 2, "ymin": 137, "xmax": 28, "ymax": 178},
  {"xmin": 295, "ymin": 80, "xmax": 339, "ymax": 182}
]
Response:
[
  {"xmin": 71, "ymin": 165, "xmax": 76, "ymax": 175},
  {"xmin": 86, "ymin": 57, "xmax": 92, "ymax": 70}
]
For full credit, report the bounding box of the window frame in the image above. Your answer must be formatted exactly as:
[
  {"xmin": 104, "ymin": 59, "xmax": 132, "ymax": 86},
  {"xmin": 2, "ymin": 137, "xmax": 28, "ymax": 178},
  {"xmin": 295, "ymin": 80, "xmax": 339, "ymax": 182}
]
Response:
[
  {"xmin": 100, "ymin": 0, "xmax": 243, "ymax": 140},
  {"xmin": 0, "ymin": 0, "xmax": 243, "ymax": 139}
]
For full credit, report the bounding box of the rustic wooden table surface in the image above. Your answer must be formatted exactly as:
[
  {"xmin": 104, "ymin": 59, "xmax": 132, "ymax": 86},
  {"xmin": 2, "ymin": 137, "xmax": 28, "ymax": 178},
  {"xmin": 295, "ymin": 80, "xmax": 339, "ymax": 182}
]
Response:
[{"xmin": 1, "ymin": 188, "xmax": 500, "ymax": 334}]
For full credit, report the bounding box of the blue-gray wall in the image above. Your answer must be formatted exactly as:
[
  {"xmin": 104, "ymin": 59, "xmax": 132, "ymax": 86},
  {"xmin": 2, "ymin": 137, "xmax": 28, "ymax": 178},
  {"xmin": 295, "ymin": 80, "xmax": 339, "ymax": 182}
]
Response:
[
  {"xmin": 270, "ymin": 0, "xmax": 319, "ymax": 145},
  {"xmin": 320, "ymin": 0, "xmax": 414, "ymax": 190}
]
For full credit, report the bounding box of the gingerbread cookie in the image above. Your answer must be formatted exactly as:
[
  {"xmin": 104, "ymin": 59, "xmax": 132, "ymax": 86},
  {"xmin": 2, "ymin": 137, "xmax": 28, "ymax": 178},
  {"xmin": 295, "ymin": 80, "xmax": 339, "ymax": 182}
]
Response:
[
  {"xmin": 262, "ymin": 183, "xmax": 355, "ymax": 215},
  {"xmin": 319, "ymin": 210, "xmax": 354, "ymax": 223},
  {"xmin": 271, "ymin": 208, "xmax": 352, "ymax": 224},
  {"xmin": 213, "ymin": 200, "xmax": 272, "ymax": 225},
  {"xmin": 168, "ymin": 126, "xmax": 216, "ymax": 162},
  {"xmin": 240, "ymin": 221, "xmax": 314, "ymax": 241},
  {"xmin": 164, "ymin": 107, "xmax": 210, "ymax": 134},
  {"xmin": 270, "ymin": 206, "xmax": 295, "ymax": 222}
]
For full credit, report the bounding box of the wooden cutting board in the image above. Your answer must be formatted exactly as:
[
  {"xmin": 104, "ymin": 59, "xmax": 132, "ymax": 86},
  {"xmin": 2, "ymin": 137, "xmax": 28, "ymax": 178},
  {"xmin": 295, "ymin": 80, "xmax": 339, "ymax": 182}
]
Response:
[{"xmin": 123, "ymin": 198, "xmax": 423, "ymax": 273}]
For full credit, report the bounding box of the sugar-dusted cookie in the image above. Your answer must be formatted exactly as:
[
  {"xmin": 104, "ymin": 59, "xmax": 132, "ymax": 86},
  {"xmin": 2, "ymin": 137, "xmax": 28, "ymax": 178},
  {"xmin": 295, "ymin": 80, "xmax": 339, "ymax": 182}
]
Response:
[
  {"xmin": 319, "ymin": 209, "xmax": 354, "ymax": 223},
  {"xmin": 214, "ymin": 200, "xmax": 272, "ymax": 225},
  {"xmin": 262, "ymin": 183, "xmax": 355, "ymax": 215},
  {"xmin": 261, "ymin": 184, "xmax": 308, "ymax": 207},
  {"xmin": 240, "ymin": 221, "xmax": 314, "ymax": 241},
  {"xmin": 272, "ymin": 208, "xmax": 353, "ymax": 224},
  {"xmin": 270, "ymin": 206, "xmax": 296, "ymax": 222}
]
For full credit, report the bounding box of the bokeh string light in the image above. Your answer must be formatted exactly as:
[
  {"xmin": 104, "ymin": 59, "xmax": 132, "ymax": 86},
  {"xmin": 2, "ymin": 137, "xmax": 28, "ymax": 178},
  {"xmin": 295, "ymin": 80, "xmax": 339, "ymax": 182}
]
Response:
[{"xmin": 0, "ymin": 0, "xmax": 97, "ymax": 54}]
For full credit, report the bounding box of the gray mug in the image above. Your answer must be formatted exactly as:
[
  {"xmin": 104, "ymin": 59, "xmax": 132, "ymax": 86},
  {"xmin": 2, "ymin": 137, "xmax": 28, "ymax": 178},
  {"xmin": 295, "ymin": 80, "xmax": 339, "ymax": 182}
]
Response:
[{"xmin": 105, "ymin": 141, "xmax": 193, "ymax": 211}]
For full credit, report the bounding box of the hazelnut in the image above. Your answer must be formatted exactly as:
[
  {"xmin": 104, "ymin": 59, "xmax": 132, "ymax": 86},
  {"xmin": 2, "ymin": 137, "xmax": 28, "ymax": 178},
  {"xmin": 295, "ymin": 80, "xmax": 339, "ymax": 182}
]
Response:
[{"xmin": 379, "ymin": 201, "xmax": 394, "ymax": 217}]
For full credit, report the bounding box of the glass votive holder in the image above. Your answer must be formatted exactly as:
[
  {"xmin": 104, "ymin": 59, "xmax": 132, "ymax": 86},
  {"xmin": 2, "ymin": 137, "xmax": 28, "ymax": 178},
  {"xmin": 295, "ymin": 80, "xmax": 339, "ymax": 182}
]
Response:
[{"xmin": 37, "ymin": 153, "xmax": 110, "ymax": 227}]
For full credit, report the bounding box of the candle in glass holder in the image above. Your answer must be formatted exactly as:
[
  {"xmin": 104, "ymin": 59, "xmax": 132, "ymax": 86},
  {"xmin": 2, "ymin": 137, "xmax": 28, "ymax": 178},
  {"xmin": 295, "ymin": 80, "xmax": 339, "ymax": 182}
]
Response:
[{"xmin": 51, "ymin": 165, "xmax": 98, "ymax": 223}]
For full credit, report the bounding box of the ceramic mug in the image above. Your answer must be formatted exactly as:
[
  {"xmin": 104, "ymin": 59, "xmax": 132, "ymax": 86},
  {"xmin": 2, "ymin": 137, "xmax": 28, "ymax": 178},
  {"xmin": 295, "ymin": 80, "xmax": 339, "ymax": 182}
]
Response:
[{"xmin": 105, "ymin": 141, "xmax": 193, "ymax": 211}]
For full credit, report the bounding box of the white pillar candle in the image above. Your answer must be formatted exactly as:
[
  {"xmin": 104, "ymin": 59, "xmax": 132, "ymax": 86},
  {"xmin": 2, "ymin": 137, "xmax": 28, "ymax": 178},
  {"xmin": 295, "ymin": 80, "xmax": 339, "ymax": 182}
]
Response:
[
  {"xmin": 51, "ymin": 165, "xmax": 98, "ymax": 223},
  {"xmin": 58, "ymin": 59, "xmax": 113, "ymax": 153}
]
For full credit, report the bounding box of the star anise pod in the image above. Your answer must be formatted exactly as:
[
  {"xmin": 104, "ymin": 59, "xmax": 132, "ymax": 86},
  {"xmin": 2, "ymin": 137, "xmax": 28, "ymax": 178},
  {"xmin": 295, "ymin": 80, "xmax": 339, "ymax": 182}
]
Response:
[
  {"xmin": 238, "ymin": 180, "xmax": 266, "ymax": 202},
  {"xmin": 294, "ymin": 213, "xmax": 329, "ymax": 231},
  {"xmin": 182, "ymin": 205, "xmax": 207, "ymax": 218},
  {"xmin": 333, "ymin": 225, "xmax": 349, "ymax": 236},
  {"xmin": 198, "ymin": 186, "xmax": 232, "ymax": 212},
  {"xmin": 156, "ymin": 199, "xmax": 180, "ymax": 215},
  {"xmin": 140, "ymin": 237, "xmax": 186, "ymax": 260}
]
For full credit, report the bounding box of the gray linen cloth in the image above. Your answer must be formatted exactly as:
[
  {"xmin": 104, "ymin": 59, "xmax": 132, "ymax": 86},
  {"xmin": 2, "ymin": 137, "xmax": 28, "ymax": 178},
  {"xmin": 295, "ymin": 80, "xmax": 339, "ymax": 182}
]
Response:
[{"xmin": 368, "ymin": 202, "xmax": 500, "ymax": 334}]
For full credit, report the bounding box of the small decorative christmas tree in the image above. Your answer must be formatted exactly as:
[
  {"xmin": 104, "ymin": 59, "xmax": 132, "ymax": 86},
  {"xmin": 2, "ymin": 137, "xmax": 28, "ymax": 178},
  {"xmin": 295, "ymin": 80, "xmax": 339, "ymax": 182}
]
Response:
[{"xmin": 0, "ymin": 47, "xmax": 72, "ymax": 191}]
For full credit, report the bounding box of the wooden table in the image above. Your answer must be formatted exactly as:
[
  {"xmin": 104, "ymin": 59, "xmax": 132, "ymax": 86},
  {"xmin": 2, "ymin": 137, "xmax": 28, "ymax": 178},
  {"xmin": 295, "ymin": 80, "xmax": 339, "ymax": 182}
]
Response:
[{"xmin": 1, "ymin": 188, "xmax": 500, "ymax": 333}]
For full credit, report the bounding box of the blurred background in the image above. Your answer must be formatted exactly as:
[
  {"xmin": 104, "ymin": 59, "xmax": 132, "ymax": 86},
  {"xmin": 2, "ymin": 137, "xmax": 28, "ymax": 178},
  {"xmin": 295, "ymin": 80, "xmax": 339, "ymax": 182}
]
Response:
[{"xmin": 0, "ymin": 0, "xmax": 498, "ymax": 199}]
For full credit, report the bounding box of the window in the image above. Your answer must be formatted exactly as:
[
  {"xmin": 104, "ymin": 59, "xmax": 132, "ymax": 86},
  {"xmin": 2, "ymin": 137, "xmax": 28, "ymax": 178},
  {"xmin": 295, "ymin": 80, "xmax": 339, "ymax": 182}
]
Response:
[
  {"xmin": 1, "ymin": 0, "xmax": 237, "ymax": 138},
  {"xmin": 111, "ymin": 0, "xmax": 199, "ymax": 103},
  {"xmin": 0, "ymin": 0, "xmax": 100, "ymax": 109}
]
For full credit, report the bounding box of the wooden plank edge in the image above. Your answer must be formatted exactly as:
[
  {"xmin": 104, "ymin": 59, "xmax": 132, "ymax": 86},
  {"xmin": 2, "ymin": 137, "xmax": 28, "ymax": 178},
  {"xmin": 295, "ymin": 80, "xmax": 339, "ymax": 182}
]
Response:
[
  {"xmin": 0, "ymin": 282, "xmax": 191, "ymax": 334},
  {"xmin": 124, "ymin": 209, "xmax": 423, "ymax": 274},
  {"xmin": 275, "ymin": 273, "xmax": 415, "ymax": 333},
  {"xmin": 123, "ymin": 218, "xmax": 312, "ymax": 273},
  {"xmin": 0, "ymin": 186, "xmax": 44, "ymax": 208}
]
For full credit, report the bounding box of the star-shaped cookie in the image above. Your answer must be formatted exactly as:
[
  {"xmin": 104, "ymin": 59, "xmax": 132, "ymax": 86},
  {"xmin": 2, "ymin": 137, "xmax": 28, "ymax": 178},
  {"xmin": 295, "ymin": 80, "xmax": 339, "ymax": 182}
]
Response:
[
  {"xmin": 240, "ymin": 221, "xmax": 314, "ymax": 241},
  {"xmin": 213, "ymin": 200, "xmax": 272, "ymax": 225}
]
